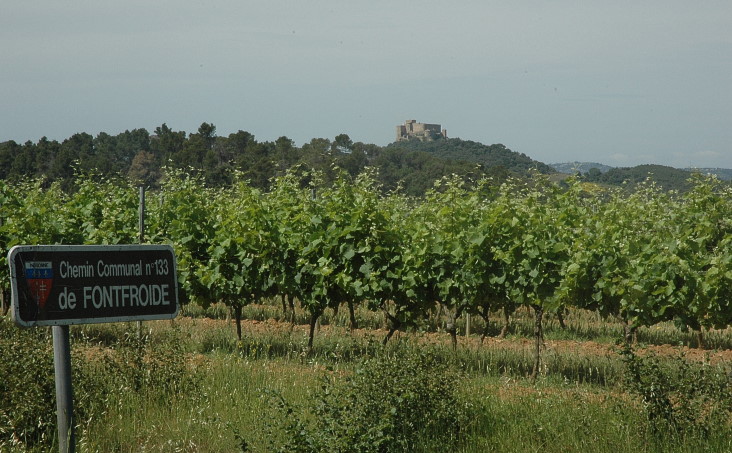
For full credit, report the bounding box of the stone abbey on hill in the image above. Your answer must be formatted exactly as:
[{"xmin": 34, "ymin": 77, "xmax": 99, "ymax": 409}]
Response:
[{"xmin": 396, "ymin": 120, "xmax": 447, "ymax": 142}]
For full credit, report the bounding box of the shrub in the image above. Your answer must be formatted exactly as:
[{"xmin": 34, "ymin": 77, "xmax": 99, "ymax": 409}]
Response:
[
  {"xmin": 0, "ymin": 319, "xmax": 207, "ymax": 450},
  {"xmin": 262, "ymin": 344, "xmax": 476, "ymax": 452},
  {"xmin": 620, "ymin": 344, "xmax": 732, "ymax": 439},
  {"xmin": 95, "ymin": 326, "xmax": 203, "ymax": 401},
  {"xmin": 0, "ymin": 319, "xmax": 56, "ymax": 449}
]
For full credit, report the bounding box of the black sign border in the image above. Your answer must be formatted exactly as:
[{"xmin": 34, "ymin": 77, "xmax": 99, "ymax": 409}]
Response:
[{"xmin": 8, "ymin": 244, "xmax": 179, "ymax": 327}]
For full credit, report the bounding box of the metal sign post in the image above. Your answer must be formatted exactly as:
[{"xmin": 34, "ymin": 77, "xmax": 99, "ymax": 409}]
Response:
[
  {"xmin": 53, "ymin": 326, "xmax": 74, "ymax": 452},
  {"xmin": 7, "ymin": 244, "xmax": 179, "ymax": 453},
  {"xmin": 138, "ymin": 186, "xmax": 146, "ymax": 338}
]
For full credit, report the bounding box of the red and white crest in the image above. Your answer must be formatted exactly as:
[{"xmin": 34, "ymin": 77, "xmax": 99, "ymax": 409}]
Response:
[{"xmin": 25, "ymin": 261, "xmax": 53, "ymax": 309}]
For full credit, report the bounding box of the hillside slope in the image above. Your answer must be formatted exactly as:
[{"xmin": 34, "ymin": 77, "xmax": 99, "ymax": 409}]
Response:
[
  {"xmin": 684, "ymin": 168, "xmax": 732, "ymax": 181},
  {"xmin": 386, "ymin": 138, "xmax": 554, "ymax": 177},
  {"xmin": 550, "ymin": 162, "xmax": 614, "ymax": 174},
  {"xmin": 583, "ymin": 164, "xmax": 695, "ymax": 192}
]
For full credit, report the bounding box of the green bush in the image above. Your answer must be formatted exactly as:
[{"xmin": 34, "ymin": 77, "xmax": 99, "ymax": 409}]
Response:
[
  {"xmin": 95, "ymin": 326, "xmax": 203, "ymax": 402},
  {"xmin": 621, "ymin": 344, "xmax": 732, "ymax": 439},
  {"xmin": 0, "ymin": 319, "xmax": 56, "ymax": 449},
  {"xmin": 262, "ymin": 345, "xmax": 476, "ymax": 452},
  {"xmin": 0, "ymin": 319, "xmax": 205, "ymax": 450}
]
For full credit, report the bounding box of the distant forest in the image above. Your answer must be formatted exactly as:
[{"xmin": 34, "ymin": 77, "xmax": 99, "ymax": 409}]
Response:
[
  {"xmin": 579, "ymin": 164, "xmax": 732, "ymax": 193},
  {"xmin": 4, "ymin": 123, "xmax": 723, "ymax": 195},
  {"xmin": 0, "ymin": 123, "xmax": 551, "ymax": 195},
  {"xmin": 581, "ymin": 165, "xmax": 699, "ymax": 193}
]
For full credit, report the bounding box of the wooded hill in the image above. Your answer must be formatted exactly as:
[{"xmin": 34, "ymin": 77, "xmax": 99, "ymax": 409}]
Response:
[
  {"xmin": 2, "ymin": 122, "xmax": 727, "ymax": 194},
  {"xmin": 549, "ymin": 162, "xmax": 614, "ymax": 174},
  {"xmin": 386, "ymin": 138, "xmax": 554, "ymax": 175},
  {"xmin": 582, "ymin": 164, "xmax": 700, "ymax": 193},
  {"xmin": 685, "ymin": 167, "xmax": 732, "ymax": 181},
  {"xmin": 0, "ymin": 123, "xmax": 550, "ymax": 195},
  {"xmin": 552, "ymin": 162, "xmax": 732, "ymax": 192}
]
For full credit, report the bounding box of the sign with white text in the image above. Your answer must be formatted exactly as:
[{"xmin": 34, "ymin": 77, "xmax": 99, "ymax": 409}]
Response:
[{"xmin": 8, "ymin": 245, "xmax": 179, "ymax": 327}]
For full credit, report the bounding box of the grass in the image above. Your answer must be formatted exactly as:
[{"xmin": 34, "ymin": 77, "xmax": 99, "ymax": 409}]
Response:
[
  {"xmin": 461, "ymin": 377, "xmax": 732, "ymax": 453},
  {"xmin": 71, "ymin": 344, "xmax": 732, "ymax": 452},
  {"xmin": 76, "ymin": 355, "xmax": 326, "ymax": 452},
  {"xmin": 4, "ymin": 301, "xmax": 732, "ymax": 452}
]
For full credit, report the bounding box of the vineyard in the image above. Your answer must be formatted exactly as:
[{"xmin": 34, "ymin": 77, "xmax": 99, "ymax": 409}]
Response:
[
  {"xmin": 2, "ymin": 169, "xmax": 732, "ymax": 451},
  {"xmin": 3, "ymin": 170, "xmax": 732, "ymax": 351}
]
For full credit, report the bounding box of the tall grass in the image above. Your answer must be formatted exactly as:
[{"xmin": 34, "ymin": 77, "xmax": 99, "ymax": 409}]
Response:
[
  {"xmin": 460, "ymin": 377, "xmax": 732, "ymax": 453},
  {"xmin": 4, "ymin": 302, "xmax": 732, "ymax": 451},
  {"xmin": 77, "ymin": 354, "xmax": 326, "ymax": 452},
  {"xmin": 70, "ymin": 323, "xmax": 732, "ymax": 452}
]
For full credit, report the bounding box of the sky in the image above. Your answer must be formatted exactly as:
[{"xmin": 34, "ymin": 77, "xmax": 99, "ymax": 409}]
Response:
[{"xmin": 2, "ymin": 1, "xmax": 731, "ymax": 169}]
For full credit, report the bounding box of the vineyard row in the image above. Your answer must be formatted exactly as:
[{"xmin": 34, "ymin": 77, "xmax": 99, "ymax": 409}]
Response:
[{"xmin": 2, "ymin": 170, "xmax": 731, "ymax": 363}]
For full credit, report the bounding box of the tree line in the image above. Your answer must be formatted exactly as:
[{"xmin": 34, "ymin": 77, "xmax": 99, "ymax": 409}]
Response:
[{"xmin": 0, "ymin": 123, "xmax": 548, "ymax": 196}]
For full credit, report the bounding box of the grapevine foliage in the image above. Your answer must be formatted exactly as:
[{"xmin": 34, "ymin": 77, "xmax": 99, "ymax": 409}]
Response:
[{"xmin": 0, "ymin": 171, "xmax": 730, "ymax": 348}]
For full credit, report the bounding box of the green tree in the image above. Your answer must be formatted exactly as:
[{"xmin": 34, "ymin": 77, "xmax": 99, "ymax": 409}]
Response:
[
  {"xmin": 318, "ymin": 170, "xmax": 399, "ymax": 333},
  {"xmin": 492, "ymin": 177, "xmax": 584, "ymax": 379},
  {"xmin": 0, "ymin": 141, "xmax": 20, "ymax": 179},
  {"xmin": 237, "ymin": 141, "xmax": 276, "ymax": 189},
  {"xmin": 127, "ymin": 150, "xmax": 161, "ymax": 187},
  {"xmin": 332, "ymin": 133, "xmax": 353, "ymax": 153},
  {"xmin": 147, "ymin": 169, "xmax": 217, "ymax": 305},
  {"xmin": 336, "ymin": 149, "xmax": 368, "ymax": 178},
  {"xmin": 52, "ymin": 133, "xmax": 95, "ymax": 189},
  {"xmin": 9, "ymin": 141, "xmax": 39, "ymax": 178},
  {"xmin": 34, "ymin": 137, "xmax": 61, "ymax": 177},
  {"xmin": 199, "ymin": 179, "xmax": 274, "ymax": 339},
  {"xmin": 174, "ymin": 125, "xmax": 213, "ymax": 170},
  {"xmin": 406, "ymin": 176, "xmax": 484, "ymax": 348},
  {"xmin": 150, "ymin": 123, "xmax": 186, "ymax": 165},
  {"xmin": 66, "ymin": 174, "xmax": 139, "ymax": 245},
  {"xmin": 197, "ymin": 122, "xmax": 216, "ymax": 148},
  {"xmin": 273, "ymin": 136, "xmax": 300, "ymax": 174},
  {"xmin": 561, "ymin": 180, "xmax": 678, "ymax": 343}
]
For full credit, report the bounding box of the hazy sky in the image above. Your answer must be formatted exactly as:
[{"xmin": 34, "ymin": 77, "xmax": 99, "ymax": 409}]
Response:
[{"xmin": 2, "ymin": 1, "xmax": 730, "ymax": 168}]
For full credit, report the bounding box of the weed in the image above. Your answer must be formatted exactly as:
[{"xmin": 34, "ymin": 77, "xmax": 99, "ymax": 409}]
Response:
[
  {"xmin": 0, "ymin": 319, "xmax": 56, "ymax": 449},
  {"xmin": 258, "ymin": 344, "xmax": 476, "ymax": 452},
  {"xmin": 620, "ymin": 344, "xmax": 732, "ymax": 440}
]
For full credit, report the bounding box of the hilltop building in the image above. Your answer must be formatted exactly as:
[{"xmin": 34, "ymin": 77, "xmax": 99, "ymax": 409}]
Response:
[{"xmin": 396, "ymin": 120, "xmax": 447, "ymax": 142}]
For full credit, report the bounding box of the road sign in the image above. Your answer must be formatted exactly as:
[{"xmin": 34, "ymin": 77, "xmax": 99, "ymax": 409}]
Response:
[{"xmin": 8, "ymin": 245, "xmax": 179, "ymax": 327}]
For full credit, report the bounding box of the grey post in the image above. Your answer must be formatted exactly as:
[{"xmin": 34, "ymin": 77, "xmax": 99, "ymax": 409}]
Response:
[
  {"xmin": 139, "ymin": 186, "xmax": 146, "ymax": 243},
  {"xmin": 53, "ymin": 325, "xmax": 75, "ymax": 453},
  {"xmin": 137, "ymin": 186, "xmax": 145, "ymax": 337}
]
